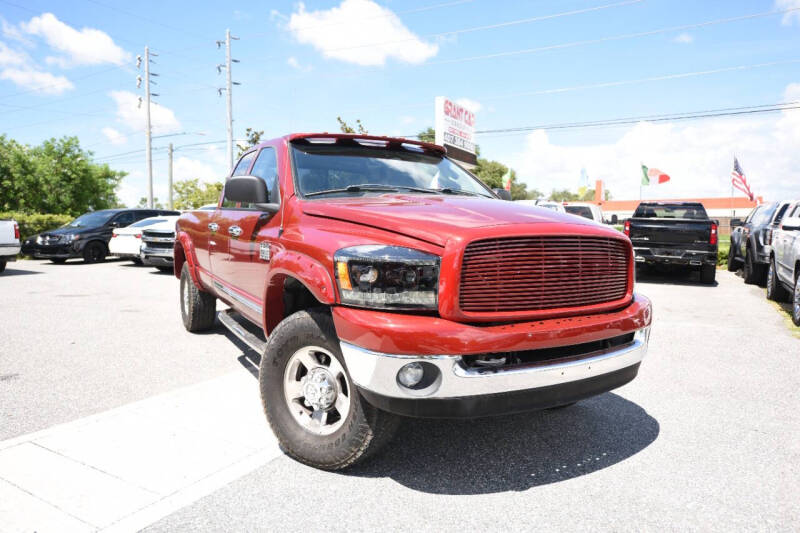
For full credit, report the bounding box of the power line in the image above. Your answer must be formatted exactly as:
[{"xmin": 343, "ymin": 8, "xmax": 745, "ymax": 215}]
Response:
[{"xmin": 425, "ymin": 5, "xmax": 800, "ymax": 66}]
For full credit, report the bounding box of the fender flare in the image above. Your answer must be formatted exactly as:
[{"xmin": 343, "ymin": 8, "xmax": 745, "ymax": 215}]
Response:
[
  {"xmin": 263, "ymin": 250, "xmax": 336, "ymax": 334},
  {"xmin": 174, "ymin": 231, "xmax": 202, "ymax": 288}
]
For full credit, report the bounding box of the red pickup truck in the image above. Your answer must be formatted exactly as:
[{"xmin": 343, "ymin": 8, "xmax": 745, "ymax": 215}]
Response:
[{"xmin": 175, "ymin": 133, "xmax": 652, "ymax": 470}]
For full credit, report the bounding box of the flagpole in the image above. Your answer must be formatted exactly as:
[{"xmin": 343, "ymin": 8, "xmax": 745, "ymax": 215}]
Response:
[{"xmin": 730, "ymin": 153, "xmax": 734, "ymax": 218}]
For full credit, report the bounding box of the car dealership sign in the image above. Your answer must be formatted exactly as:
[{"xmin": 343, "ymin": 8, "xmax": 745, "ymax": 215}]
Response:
[{"xmin": 434, "ymin": 96, "xmax": 477, "ymax": 166}]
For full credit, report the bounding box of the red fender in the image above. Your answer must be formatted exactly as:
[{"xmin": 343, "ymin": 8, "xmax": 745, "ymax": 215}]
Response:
[
  {"xmin": 263, "ymin": 249, "xmax": 336, "ymax": 334},
  {"xmin": 174, "ymin": 231, "xmax": 202, "ymax": 289}
]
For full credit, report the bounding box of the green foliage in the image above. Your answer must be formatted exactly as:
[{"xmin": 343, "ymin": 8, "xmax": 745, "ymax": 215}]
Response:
[
  {"xmin": 416, "ymin": 127, "xmax": 435, "ymax": 143},
  {"xmin": 137, "ymin": 197, "xmax": 164, "ymax": 209},
  {"xmin": 172, "ymin": 179, "xmax": 223, "ymax": 210},
  {"xmin": 0, "ymin": 212, "xmax": 73, "ymax": 240},
  {"xmin": 549, "ymin": 188, "xmax": 612, "ymax": 202},
  {"xmin": 237, "ymin": 128, "xmax": 264, "ymax": 157},
  {"xmin": 337, "ymin": 117, "xmax": 368, "ymax": 134},
  {"xmin": 471, "ymin": 158, "xmax": 533, "ymax": 200},
  {"xmin": 0, "ymin": 135, "xmax": 125, "ymax": 216}
]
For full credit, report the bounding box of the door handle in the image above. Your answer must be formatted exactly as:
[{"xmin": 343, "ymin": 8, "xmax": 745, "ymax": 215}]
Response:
[
  {"xmin": 229, "ymin": 225, "xmax": 243, "ymax": 238},
  {"xmin": 208, "ymin": 222, "xmax": 219, "ymax": 232}
]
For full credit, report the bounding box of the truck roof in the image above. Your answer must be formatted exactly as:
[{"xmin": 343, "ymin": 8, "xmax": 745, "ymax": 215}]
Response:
[
  {"xmin": 636, "ymin": 201, "xmax": 704, "ymax": 207},
  {"xmin": 253, "ymin": 133, "xmax": 447, "ymax": 155}
]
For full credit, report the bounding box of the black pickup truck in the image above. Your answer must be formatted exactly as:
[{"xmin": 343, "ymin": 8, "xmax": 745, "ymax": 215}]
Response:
[{"xmin": 624, "ymin": 201, "xmax": 718, "ymax": 284}]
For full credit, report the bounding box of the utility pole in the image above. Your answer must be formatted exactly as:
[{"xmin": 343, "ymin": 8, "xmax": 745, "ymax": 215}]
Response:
[
  {"xmin": 217, "ymin": 29, "xmax": 240, "ymax": 170},
  {"xmin": 168, "ymin": 142, "xmax": 174, "ymax": 210},
  {"xmin": 138, "ymin": 46, "xmax": 158, "ymax": 208}
]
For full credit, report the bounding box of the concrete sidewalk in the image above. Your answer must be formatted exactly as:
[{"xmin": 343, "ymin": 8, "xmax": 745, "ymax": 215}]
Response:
[{"xmin": 0, "ymin": 371, "xmax": 281, "ymax": 532}]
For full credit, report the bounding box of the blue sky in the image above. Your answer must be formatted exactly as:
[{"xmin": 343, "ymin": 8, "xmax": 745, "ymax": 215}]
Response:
[{"xmin": 2, "ymin": 0, "xmax": 800, "ymax": 206}]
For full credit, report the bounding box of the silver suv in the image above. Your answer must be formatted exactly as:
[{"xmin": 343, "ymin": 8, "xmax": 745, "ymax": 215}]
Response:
[{"xmin": 766, "ymin": 200, "xmax": 800, "ymax": 325}]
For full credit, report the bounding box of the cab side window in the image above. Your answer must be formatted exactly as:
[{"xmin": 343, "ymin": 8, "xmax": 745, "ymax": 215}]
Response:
[
  {"xmin": 249, "ymin": 147, "xmax": 280, "ymax": 204},
  {"xmin": 112, "ymin": 212, "xmax": 135, "ymax": 227},
  {"xmin": 223, "ymin": 152, "xmax": 257, "ymax": 208}
]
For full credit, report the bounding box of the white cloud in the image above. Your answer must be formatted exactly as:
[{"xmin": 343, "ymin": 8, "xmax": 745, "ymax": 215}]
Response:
[
  {"xmin": 401, "ymin": 115, "xmax": 416, "ymax": 125},
  {"xmin": 102, "ymin": 127, "xmax": 127, "ymax": 145},
  {"xmin": 20, "ymin": 13, "xmax": 130, "ymax": 67},
  {"xmin": 509, "ymin": 88, "xmax": 800, "ymax": 202},
  {"xmin": 287, "ymin": 56, "xmax": 312, "ymax": 72},
  {"xmin": 0, "ymin": 41, "xmax": 26, "ymax": 66},
  {"xmin": 174, "ymin": 156, "xmax": 223, "ymax": 182},
  {"xmin": 456, "ymin": 97, "xmax": 482, "ymax": 113},
  {"xmin": 1, "ymin": 18, "xmax": 32, "ymax": 45},
  {"xmin": 287, "ymin": 0, "xmax": 438, "ymax": 66},
  {"xmin": 673, "ymin": 32, "xmax": 693, "ymax": 44},
  {"xmin": 110, "ymin": 90, "xmax": 181, "ymax": 134},
  {"xmin": 0, "ymin": 67, "xmax": 73, "ymax": 94},
  {"xmin": 776, "ymin": 0, "xmax": 800, "ymax": 25}
]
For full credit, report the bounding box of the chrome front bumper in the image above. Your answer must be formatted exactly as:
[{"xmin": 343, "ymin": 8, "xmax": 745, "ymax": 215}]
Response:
[{"xmin": 340, "ymin": 328, "xmax": 650, "ymax": 400}]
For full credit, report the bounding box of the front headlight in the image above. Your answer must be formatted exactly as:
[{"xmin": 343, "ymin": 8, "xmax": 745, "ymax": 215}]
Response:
[
  {"xmin": 63, "ymin": 234, "xmax": 81, "ymax": 242},
  {"xmin": 333, "ymin": 245, "xmax": 440, "ymax": 310}
]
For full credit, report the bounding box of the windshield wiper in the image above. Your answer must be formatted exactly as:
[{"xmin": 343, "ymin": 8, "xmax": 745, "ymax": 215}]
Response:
[
  {"xmin": 436, "ymin": 187, "xmax": 484, "ymax": 197},
  {"xmin": 305, "ymin": 184, "xmax": 438, "ymax": 197}
]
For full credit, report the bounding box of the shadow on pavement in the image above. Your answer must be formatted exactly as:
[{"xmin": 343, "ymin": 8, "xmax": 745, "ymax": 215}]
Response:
[
  {"xmin": 0, "ymin": 267, "xmax": 43, "ymax": 276},
  {"xmin": 636, "ymin": 265, "xmax": 718, "ymax": 287},
  {"xmin": 347, "ymin": 392, "xmax": 659, "ymax": 494}
]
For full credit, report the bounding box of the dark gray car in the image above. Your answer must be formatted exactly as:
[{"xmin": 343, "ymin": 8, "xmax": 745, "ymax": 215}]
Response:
[{"xmin": 728, "ymin": 201, "xmax": 792, "ymax": 284}]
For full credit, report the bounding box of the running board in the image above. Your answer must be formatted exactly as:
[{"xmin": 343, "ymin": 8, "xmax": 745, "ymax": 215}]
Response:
[{"xmin": 218, "ymin": 309, "xmax": 266, "ymax": 354}]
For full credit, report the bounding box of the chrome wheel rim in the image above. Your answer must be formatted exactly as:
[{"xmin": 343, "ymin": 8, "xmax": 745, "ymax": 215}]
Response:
[
  {"xmin": 794, "ymin": 278, "xmax": 800, "ymax": 320},
  {"xmin": 283, "ymin": 346, "xmax": 351, "ymax": 436},
  {"xmin": 768, "ymin": 264, "xmax": 775, "ymax": 296},
  {"xmin": 182, "ymin": 278, "xmax": 190, "ymax": 314}
]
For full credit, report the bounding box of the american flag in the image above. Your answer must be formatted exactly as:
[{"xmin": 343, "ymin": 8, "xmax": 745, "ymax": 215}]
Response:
[{"xmin": 731, "ymin": 157, "xmax": 754, "ymax": 201}]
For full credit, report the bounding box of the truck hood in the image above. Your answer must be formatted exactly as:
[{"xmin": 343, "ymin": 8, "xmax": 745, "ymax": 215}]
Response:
[{"xmin": 301, "ymin": 195, "xmax": 592, "ymax": 247}]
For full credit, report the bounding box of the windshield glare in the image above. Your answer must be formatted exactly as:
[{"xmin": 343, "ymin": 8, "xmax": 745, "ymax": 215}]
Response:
[
  {"xmin": 131, "ymin": 218, "xmax": 164, "ymax": 228},
  {"xmin": 291, "ymin": 144, "xmax": 492, "ymax": 198},
  {"xmin": 66, "ymin": 211, "xmax": 116, "ymax": 228}
]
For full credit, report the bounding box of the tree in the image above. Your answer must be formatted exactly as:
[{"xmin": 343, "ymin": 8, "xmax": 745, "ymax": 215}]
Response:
[
  {"xmin": 337, "ymin": 117, "xmax": 368, "ymax": 134},
  {"xmin": 417, "ymin": 127, "xmax": 435, "ymax": 143},
  {"xmin": 137, "ymin": 197, "xmax": 164, "ymax": 209},
  {"xmin": 237, "ymin": 128, "xmax": 264, "ymax": 157},
  {"xmin": 0, "ymin": 135, "xmax": 125, "ymax": 216},
  {"xmin": 471, "ymin": 157, "xmax": 533, "ymax": 200},
  {"xmin": 172, "ymin": 178, "xmax": 223, "ymax": 209},
  {"xmin": 550, "ymin": 187, "xmax": 612, "ymax": 202}
]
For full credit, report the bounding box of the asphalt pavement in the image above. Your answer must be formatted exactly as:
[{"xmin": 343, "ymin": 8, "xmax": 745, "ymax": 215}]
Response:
[{"xmin": 1, "ymin": 259, "xmax": 798, "ymax": 531}]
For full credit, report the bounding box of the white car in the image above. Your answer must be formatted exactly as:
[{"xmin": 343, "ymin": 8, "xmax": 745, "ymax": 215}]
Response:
[
  {"xmin": 515, "ymin": 199, "xmax": 567, "ymax": 213},
  {"xmin": 0, "ymin": 219, "xmax": 21, "ymax": 274},
  {"xmin": 140, "ymin": 216, "xmax": 179, "ymax": 272},
  {"xmin": 564, "ymin": 202, "xmax": 605, "ymax": 223},
  {"xmin": 109, "ymin": 216, "xmax": 175, "ymax": 263}
]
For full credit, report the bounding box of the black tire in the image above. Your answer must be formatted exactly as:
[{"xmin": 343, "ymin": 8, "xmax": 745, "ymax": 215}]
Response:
[
  {"xmin": 726, "ymin": 244, "xmax": 738, "ymax": 272},
  {"xmin": 132, "ymin": 257, "xmax": 143, "ymax": 265},
  {"xmin": 156, "ymin": 265, "xmax": 173, "ymax": 273},
  {"xmin": 743, "ymin": 248, "xmax": 756, "ymax": 284},
  {"xmin": 0, "ymin": 260, "xmax": 5, "ymax": 273},
  {"xmin": 766, "ymin": 259, "xmax": 789, "ymax": 302},
  {"xmin": 700, "ymin": 264, "xmax": 716, "ymax": 284},
  {"xmin": 792, "ymin": 274, "xmax": 800, "ymax": 327},
  {"xmin": 83, "ymin": 241, "xmax": 106, "ymax": 263},
  {"xmin": 179, "ymin": 262, "xmax": 216, "ymax": 331},
  {"xmin": 259, "ymin": 308, "xmax": 399, "ymax": 471},
  {"xmin": 50, "ymin": 258, "xmax": 67, "ymax": 264}
]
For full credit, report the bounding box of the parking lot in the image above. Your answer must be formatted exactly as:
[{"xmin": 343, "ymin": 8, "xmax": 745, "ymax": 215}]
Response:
[{"xmin": 1, "ymin": 259, "xmax": 798, "ymax": 531}]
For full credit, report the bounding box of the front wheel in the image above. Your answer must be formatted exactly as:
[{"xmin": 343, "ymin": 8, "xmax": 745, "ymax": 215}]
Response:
[
  {"xmin": 260, "ymin": 309, "xmax": 399, "ymax": 471},
  {"xmin": 726, "ymin": 245, "xmax": 738, "ymax": 272},
  {"xmin": 792, "ymin": 275, "xmax": 800, "ymax": 326},
  {"xmin": 180, "ymin": 263, "xmax": 216, "ymax": 331},
  {"xmin": 0, "ymin": 260, "xmax": 5, "ymax": 273},
  {"xmin": 700, "ymin": 264, "xmax": 716, "ymax": 284},
  {"xmin": 766, "ymin": 259, "xmax": 789, "ymax": 302},
  {"xmin": 83, "ymin": 241, "xmax": 106, "ymax": 263}
]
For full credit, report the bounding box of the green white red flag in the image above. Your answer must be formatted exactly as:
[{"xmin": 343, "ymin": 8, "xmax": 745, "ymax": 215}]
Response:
[
  {"xmin": 501, "ymin": 169, "xmax": 512, "ymax": 191},
  {"xmin": 641, "ymin": 164, "xmax": 670, "ymax": 185}
]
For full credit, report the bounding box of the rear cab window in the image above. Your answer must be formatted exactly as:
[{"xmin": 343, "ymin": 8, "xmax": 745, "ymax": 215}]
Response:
[
  {"xmin": 633, "ymin": 204, "xmax": 708, "ymax": 219},
  {"xmin": 565, "ymin": 206, "xmax": 593, "ymax": 219}
]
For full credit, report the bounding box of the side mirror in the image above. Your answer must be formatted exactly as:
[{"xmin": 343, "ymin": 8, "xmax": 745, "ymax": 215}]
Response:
[
  {"xmin": 730, "ymin": 218, "xmax": 743, "ymax": 227},
  {"xmin": 781, "ymin": 216, "xmax": 800, "ymax": 231},
  {"xmin": 492, "ymin": 188, "xmax": 512, "ymax": 201},
  {"xmin": 610, "ymin": 214, "xmax": 619, "ymax": 224},
  {"xmin": 109, "ymin": 221, "xmax": 120, "ymax": 228},
  {"xmin": 224, "ymin": 175, "xmax": 279, "ymax": 213}
]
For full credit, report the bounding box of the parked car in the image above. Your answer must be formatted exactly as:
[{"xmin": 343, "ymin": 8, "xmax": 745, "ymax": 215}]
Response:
[
  {"xmin": 625, "ymin": 201, "xmax": 718, "ymax": 283},
  {"xmin": 766, "ymin": 200, "xmax": 800, "ymax": 325},
  {"xmin": 564, "ymin": 202, "xmax": 605, "ymax": 223},
  {"xmin": 728, "ymin": 201, "xmax": 790, "ymax": 284},
  {"xmin": 515, "ymin": 199, "xmax": 567, "ymax": 213},
  {"xmin": 0, "ymin": 219, "xmax": 21, "ymax": 274},
  {"xmin": 108, "ymin": 216, "xmax": 173, "ymax": 263},
  {"xmin": 23, "ymin": 208, "xmax": 179, "ymax": 263},
  {"xmin": 175, "ymin": 133, "xmax": 652, "ymax": 470},
  {"xmin": 140, "ymin": 216, "xmax": 179, "ymax": 272}
]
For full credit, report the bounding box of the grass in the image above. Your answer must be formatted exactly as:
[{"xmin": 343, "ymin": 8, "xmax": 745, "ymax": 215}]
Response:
[{"xmin": 767, "ymin": 300, "xmax": 800, "ymax": 339}]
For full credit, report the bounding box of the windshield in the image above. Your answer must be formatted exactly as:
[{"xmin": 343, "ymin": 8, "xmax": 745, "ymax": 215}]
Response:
[
  {"xmin": 65, "ymin": 211, "xmax": 116, "ymax": 228},
  {"xmin": 131, "ymin": 218, "xmax": 165, "ymax": 228},
  {"xmin": 751, "ymin": 203, "xmax": 777, "ymax": 226},
  {"xmin": 291, "ymin": 143, "xmax": 493, "ymax": 198},
  {"xmin": 565, "ymin": 205, "xmax": 593, "ymax": 219},
  {"xmin": 633, "ymin": 204, "xmax": 708, "ymax": 219}
]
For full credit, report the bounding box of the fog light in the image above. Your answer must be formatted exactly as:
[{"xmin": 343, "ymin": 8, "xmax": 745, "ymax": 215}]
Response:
[{"xmin": 397, "ymin": 362, "xmax": 424, "ymax": 388}]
